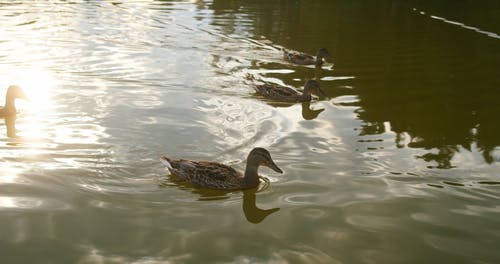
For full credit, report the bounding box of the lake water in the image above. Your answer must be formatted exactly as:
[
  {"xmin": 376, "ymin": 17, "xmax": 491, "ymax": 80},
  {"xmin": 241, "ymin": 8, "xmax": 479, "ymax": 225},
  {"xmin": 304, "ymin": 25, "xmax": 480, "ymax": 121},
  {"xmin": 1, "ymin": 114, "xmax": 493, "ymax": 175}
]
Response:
[{"xmin": 1, "ymin": 1, "xmax": 499, "ymax": 263}]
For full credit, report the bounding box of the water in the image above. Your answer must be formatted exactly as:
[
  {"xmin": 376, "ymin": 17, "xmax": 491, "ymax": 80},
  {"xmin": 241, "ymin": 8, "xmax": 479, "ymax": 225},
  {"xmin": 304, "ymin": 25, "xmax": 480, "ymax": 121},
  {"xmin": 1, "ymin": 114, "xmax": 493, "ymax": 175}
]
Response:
[{"xmin": 1, "ymin": 1, "xmax": 499, "ymax": 263}]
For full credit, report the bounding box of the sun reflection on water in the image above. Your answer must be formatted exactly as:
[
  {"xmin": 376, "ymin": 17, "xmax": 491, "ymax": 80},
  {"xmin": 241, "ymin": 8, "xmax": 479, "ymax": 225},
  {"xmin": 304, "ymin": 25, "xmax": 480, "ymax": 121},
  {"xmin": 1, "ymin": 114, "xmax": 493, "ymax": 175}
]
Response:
[
  {"xmin": 0, "ymin": 66, "xmax": 111, "ymax": 181},
  {"xmin": 1, "ymin": 68, "xmax": 56, "ymax": 137},
  {"xmin": 16, "ymin": 71, "xmax": 54, "ymax": 108}
]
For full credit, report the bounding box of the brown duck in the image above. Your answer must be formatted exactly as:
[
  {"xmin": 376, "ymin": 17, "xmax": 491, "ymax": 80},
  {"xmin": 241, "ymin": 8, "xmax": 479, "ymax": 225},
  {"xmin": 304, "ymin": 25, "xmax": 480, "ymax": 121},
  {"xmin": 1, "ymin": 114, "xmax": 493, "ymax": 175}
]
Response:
[
  {"xmin": 0, "ymin": 85, "xmax": 28, "ymax": 117},
  {"xmin": 254, "ymin": 80, "xmax": 325, "ymax": 103},
  {"xmin": 160, "ymin": 147, "xmax": 283, "ymax": 190},
  {"xmin": 283, "ymin": 48, "xmax": 331, "ymax": 66}
]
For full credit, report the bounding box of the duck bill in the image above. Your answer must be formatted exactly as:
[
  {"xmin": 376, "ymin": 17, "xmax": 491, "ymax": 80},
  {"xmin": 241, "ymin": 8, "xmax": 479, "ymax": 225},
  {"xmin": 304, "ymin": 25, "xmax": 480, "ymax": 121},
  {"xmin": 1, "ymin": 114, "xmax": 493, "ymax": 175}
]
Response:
[
  {"xmin": 267, "ymin": 160, "xmax": 283, "ymax": 174},
  {"xmin": 19, "ymin": 92, "xmax": 29, "ymax": 101}
]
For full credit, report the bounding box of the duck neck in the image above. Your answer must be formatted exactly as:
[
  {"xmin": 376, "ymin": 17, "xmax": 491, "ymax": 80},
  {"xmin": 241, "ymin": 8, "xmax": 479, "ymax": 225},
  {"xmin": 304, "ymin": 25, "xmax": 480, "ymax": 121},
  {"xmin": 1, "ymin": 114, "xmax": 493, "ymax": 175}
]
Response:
[
  {"xmin": 315, "ymin": 56, "xmax": 324, "ymax": 66},
  {"xmin": 243, "ymin": 159, "xmax": 260, "ymax": 188},
  {"xmin": 4, "ymin": 93, "xmax": 16, "ymax": 113},
  {"xmin": 300, "ymin": 89, "xmax": 312, "ymax": 101},
  {"xmin": 300, "ymin": 93, "xmax": 311, "ymax": 101}
]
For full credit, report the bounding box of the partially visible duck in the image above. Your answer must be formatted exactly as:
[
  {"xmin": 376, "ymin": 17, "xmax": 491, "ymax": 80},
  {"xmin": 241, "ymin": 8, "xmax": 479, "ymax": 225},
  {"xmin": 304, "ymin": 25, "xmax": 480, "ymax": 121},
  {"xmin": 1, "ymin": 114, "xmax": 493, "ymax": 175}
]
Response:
[
  {"xmin": 0, "ymin": 85, "xmax": 28, "ymax": 117},
  {"xmin": 254, "ymin": 80, "xmax": 325, "ymax": 103},
  {"xmin": 283, "ymin": 48, "xmax": 331, "ymax": 66},
  {"xmin": 160, "ymin": 147, "xmax": 283, "ymax": 190}
]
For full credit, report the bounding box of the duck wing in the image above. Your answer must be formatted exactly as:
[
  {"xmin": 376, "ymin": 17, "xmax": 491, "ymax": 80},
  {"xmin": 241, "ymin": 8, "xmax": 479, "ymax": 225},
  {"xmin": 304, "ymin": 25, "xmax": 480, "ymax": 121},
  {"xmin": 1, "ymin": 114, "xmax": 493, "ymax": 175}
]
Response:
[
  {"xmin": 255, "ymin": 84, "xmax": 300, "ymax": 100},
  {"xmin": 168, "ymin": 159, "xmax": 243, "ymax": 189},
  {"xmin": 283, "ymin": 50, "xmax": 315, "ymax": 64},
  {"xmin": 186, "ymin": 161, "xmax": 240, "ymax": 180}
]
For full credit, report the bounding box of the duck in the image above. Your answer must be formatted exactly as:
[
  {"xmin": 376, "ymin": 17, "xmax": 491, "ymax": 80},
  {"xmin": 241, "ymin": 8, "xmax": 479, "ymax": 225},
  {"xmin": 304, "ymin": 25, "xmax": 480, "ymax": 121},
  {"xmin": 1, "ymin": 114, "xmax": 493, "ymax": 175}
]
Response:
[
  {"xmin": 283, "ymin": 48, "xmax": 331, "ymax": 66},
  {"xmin": 0, "ymin": 85, "xmax": 28, "ymax": 117},
  {"xmin": 160, "ymin": 147, "xmax": 282, "ymax": 190},
  {"xmin": 254, "ymin": 80, "xmax": 325, "ymax": 103}
]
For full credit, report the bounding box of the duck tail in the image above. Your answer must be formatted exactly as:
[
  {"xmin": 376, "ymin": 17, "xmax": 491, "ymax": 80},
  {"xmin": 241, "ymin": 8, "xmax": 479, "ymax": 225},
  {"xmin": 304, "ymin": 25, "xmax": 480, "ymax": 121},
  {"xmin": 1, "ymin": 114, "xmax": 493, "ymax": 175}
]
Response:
[{"xmin": 160, "ymin": 155, "xmax": 173, "ymax": 170}]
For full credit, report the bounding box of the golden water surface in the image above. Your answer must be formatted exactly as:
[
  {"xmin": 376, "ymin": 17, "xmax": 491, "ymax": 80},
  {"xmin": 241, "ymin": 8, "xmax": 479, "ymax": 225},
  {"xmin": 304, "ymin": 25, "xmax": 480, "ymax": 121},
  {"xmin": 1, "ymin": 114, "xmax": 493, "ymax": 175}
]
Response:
[{"xmin": 1, "ymin": 1, "xmax": 499, "ymax": 263}]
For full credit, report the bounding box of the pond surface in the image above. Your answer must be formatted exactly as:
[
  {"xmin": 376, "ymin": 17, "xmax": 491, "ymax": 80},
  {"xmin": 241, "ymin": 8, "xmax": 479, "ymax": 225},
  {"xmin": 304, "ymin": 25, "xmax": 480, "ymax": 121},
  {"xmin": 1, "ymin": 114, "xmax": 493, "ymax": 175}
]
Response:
[{"xmin": 1, "ymin": 1, "xmax": 499, "ymax": 263}]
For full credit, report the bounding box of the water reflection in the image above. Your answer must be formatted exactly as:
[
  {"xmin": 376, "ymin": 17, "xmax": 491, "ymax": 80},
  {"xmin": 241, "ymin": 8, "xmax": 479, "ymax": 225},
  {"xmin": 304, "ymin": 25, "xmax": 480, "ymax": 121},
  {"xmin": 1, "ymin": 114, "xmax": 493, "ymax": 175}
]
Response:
[
  {"xmin": 242, "ymin": 188, "xmax": 280, "ymax": 224},
  {"xmin": 356, "ymin": 76, "xmax": 500, "ymax": 167},
  {"xmin": 4, "ymin": 115, "xmax": 17, "ymax": 138},
  {"xmin": 210, "ymin": 0, "xmax": 500, "ymax": 168},
  {"xmin": 301, "ymin": 101, "xmax": 324, "ymax": 120},
  {"xmin": 0, "ymin": 0, "xmax": 499, "ymax": 263},
  {"xmin": 0, "ymin": 195, "xmax": 70, "ymax": 211},
  {"xmin": 253, "ymin": 96, "xmax": 325, "ymax": 121},
  {"xmin": 162, "ymin": 176, "xmax": 279, "ymax": 224}
]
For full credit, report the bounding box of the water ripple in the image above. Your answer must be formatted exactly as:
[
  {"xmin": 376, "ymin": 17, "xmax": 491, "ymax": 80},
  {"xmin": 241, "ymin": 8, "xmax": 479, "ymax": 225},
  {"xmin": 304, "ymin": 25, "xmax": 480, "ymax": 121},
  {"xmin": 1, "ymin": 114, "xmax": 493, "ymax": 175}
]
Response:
[
  {"xmin": 0, "ymin": 1, "xmax": 499, "ymax": 263},
  {"xmin": 0, "ymin": 196, "xmax": 70, "ymax": 211}
]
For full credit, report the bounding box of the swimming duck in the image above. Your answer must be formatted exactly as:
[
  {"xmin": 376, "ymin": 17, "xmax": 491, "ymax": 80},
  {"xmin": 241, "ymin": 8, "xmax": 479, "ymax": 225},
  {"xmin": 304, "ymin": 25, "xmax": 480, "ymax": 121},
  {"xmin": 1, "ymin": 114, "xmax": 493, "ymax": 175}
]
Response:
[
  {"xmin": 0, "ymin": 85, "xmax": 28, "ymax": 117},
  {"xmin": 254, "ymin": 80, "xmax": 325, "ymax": 103},
  {"xmin": 160, "ymin": 147, "xmax": 282, "ymax": 190},
  {"xmin": 283, "ymin": 48, "xmax": 331, "ymax": 66}
]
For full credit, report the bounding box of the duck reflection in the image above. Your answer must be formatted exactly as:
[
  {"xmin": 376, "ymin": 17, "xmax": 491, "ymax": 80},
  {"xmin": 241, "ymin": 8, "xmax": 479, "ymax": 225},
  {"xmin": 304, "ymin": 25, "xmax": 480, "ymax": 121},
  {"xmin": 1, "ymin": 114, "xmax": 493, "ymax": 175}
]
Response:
[
  {"xmin": 301, "ymin": 101, "xmax": 325, "ymax": 120},
  {"xmin": 255, "ymin": 98, "xmax": 325, "ymax": 120},
  {"xmin": 242, "ymin": 187, "xmax": 280, "ymax": 224},
  {"xmin": 4, "ymin": 115, "xmax": 18, "ymax": 138},
  {"xmin": 161, "ymin": 176, "xmax": 280, "ymax": 224}
]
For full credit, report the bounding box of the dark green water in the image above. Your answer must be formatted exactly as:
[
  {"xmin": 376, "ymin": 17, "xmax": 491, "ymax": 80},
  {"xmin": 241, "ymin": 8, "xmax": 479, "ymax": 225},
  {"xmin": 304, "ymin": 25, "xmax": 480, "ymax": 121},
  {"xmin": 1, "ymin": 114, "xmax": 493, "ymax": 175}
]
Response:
[{"xmin": 0, "ymin": 1, "xmax": 499, "ymax": 263}]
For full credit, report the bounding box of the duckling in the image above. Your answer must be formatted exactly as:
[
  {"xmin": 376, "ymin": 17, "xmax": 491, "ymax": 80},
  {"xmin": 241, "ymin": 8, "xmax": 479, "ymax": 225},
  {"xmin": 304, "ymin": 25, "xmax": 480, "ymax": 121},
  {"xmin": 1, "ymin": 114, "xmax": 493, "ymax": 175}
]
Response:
[
  {"xmin": 283, "ymin": 48, "xmax": 331, "ymax": 66},
  {"xmin": 160, "ymin": 147, "xmax": 282, "ymax": 190},
  {"xmin": 0, "ymin": 85, "xmax": 28, "ymax": 117},
  {"xmin": 254, "ymin": 80, "xmax": 325, "ymax": 103}
]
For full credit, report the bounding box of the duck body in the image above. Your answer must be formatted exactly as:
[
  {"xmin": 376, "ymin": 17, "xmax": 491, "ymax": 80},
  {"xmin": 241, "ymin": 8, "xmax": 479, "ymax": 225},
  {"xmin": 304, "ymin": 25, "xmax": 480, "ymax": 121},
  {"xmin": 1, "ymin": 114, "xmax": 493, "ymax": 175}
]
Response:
[
  {"xmin": 0, "ymin": 106, "xmax": 15, "ymax": 117},
  {"xmin": 0, "ymin": 85, "xmax": 28, "ymax": 117},
  {"xmin": 161, "ymin": 148, "xmax": 282, "ymax": 190},
  {"xmin": 283, "ymin": 48, "xmax": 331, "ymax": 66},
  {"xmin": 254, "ymin": 80, "xmax": 324, "ymax": 103},
  {"xmin": 254, "ymin": 84, "xmax": 309, "ymax": 103},
  {"xmin": 161, "ymin": 158, "xmax": 246, "ymax": 189}
]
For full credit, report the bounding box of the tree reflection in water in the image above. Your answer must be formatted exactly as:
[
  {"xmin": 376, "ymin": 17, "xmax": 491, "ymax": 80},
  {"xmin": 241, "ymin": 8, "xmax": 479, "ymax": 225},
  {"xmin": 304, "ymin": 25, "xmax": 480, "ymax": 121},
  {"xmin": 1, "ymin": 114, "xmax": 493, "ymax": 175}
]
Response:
[{"xmin": 207, "ymin": 0, "xmax": 500, "ymax": 167}]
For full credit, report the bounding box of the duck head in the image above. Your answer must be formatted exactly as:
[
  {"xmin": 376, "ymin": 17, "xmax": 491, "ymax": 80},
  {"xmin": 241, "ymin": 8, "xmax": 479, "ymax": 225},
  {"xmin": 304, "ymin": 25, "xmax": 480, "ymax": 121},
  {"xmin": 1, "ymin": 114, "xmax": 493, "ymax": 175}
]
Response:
[
  {"xmin": 315, "ymin": 48, "xmax": 331, "ymax": 65},
  {"xmin": 247, "ymin": 147, "xmax": 283, "ymax": 174},
  {"xmin": 2, "ymin": 85, "xmax": 28, "ymax": 116},
  {"xmin": 6, "ymin": 85, "xmax": 29, "ymax": 103},
  {"xmin": 317, "ymin": 48, "xmax": 331, "ymax": 59}
]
